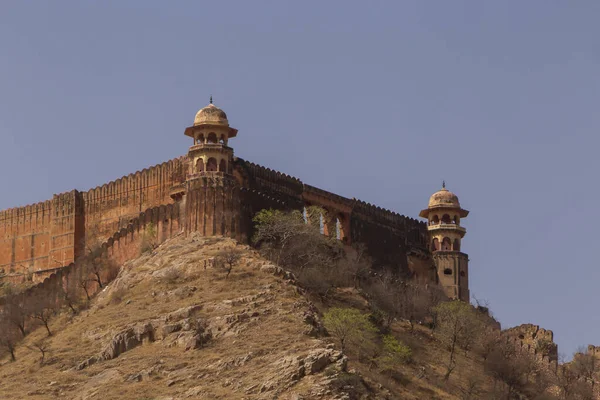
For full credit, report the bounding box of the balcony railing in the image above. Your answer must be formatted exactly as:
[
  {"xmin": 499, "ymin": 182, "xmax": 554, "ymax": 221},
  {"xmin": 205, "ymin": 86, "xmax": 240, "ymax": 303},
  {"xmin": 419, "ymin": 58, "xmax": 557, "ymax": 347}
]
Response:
[{"xmin": 428, "ymin": 223, "xmax": 466, "ymax": 233}]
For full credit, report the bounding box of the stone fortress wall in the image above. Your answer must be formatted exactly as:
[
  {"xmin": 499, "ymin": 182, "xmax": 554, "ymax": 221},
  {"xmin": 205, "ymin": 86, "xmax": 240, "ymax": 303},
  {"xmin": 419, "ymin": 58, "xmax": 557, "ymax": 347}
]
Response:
[
  {"xmin": 502, "ymin": 323, "xmax": 559, "ymax": 371},
  {"xmin": 0, "ymin": 154, "xmax": 432, "ymax": 285},
  {"xmin": 0, "ymin": 158, "xmax": 187, "ymax": 282}
]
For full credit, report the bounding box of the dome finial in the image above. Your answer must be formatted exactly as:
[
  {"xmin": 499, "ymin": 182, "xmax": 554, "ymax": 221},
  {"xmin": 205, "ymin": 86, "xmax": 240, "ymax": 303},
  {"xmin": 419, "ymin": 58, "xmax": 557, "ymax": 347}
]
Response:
[
  {"xmin": 209, "ymin": 95, "xmax": 213, "ymax": 104},
  {"xmin": 442, "ymin": 180, "xmax": 446, "ymax": 189}
]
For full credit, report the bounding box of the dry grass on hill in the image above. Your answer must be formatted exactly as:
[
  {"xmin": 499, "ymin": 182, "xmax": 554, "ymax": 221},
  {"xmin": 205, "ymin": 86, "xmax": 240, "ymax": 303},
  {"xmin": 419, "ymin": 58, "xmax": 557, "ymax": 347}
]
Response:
[{"xmin": 0, "ymin": 235, "xmax": 495, "ymax": 400}]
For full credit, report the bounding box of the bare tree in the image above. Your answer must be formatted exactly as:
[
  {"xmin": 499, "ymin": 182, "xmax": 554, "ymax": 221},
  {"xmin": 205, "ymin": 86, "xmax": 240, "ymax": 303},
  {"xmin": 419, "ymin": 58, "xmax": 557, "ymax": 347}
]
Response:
[
  {"xmin": 77, "ymin": 267, "xmax": 92, "ymax": 301},
  {"xmin": 0, "ymin": 313, "xmax": 19, "ymax": 361},
  {"xmin": 216, "ymin": 248, "xmax": 242, "ymax": 278},
  {"xmin": 58, "ymin": 277, "xmax": 82, "ymax": 314},
  {"xmin": 484, "ymin": 340, "xmax": 551, "ymax": 400},
  {"xmin": 28, "ymin": 340, "xmax": 50, "ymax": 365},
  {"xmin": 434, "ymin": 300, "xmax": 485, "ymax": 381},
  {"xmin": 572, "ymin": 347, "xmax": 599, "ymax": 393},
  {"xmin": 28, "ymin": 290, "xmax": 55, "ymax": 336},
  {"xmin": 3, "ymin": 294, "xmax": 28, "ymax": 337}
]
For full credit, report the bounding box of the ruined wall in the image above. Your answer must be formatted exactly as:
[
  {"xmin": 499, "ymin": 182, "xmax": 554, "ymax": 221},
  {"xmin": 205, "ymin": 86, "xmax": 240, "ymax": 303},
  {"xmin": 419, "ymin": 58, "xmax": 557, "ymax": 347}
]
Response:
[{"xmin": 503, "ymin": 324, "xmax": 559, "ymax": 367}]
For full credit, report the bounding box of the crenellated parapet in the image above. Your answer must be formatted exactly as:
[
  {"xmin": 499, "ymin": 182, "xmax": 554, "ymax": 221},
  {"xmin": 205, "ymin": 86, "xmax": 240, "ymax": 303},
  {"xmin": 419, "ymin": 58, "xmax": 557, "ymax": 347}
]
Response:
[
  {"xmin": 0, "ymin": 101, "xmax": 444, "ymax": 288},
  {"xmin": 503, "ymin": 324, "xmax": 558, "ymax": 363}
]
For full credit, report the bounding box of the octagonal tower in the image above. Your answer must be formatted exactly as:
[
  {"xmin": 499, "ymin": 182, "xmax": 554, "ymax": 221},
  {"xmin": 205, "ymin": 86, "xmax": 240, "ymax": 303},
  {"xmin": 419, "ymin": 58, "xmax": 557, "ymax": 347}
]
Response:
[
  {"xmin": 179, "ymin": 99, "xmax": 241, "ymax": 238},
  {"xmin": 419, "ymin": 182, "xmax": 470, "ymax": 302}
]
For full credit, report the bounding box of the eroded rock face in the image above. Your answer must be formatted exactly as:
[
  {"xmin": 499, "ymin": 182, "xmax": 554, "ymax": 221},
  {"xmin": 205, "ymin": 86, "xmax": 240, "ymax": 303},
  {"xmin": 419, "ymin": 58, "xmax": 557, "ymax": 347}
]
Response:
[
  {"xmin": 257, "ymin": 348, "xmax": 347, "ymax": 395},
  {"xmin": 77, "ymin": 305, "xmax": 211, "ymax": 370}
]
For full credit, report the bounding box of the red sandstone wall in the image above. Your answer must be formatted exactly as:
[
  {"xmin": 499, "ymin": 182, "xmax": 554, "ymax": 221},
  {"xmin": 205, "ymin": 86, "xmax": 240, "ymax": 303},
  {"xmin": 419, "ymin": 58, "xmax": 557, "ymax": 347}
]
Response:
[
  {"xmin": 0, "ymin": 202, "xmax": 182, "ymax": 311},
  {"xmin": 82, "ymin": 157, "xmax": 187, "ymax": 240},
  {"xmin": 0, "ymin": 158, "xmax": 186, "ymax": 283},
  {"xmin": 0, "ymin": 191, "xmax": 84, "ymax": 278},
  {"xmin": 0, "ymin": 154, "xmax": 431, "ymax": 283},
  {"xmin": 234, "ymin": 158, "xmax": 431, "ymax": 273}
]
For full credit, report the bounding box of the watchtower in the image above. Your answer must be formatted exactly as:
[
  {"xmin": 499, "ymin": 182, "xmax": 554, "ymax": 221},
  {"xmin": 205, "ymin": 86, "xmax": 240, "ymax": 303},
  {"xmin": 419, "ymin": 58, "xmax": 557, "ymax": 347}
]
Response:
[
  {"xmin": 178, "ymin": 99, "xmax": 241, "ymax": 237},
  {"xmin": 419, "ymin": 182, "xmax": 470, "ymax": 301}
]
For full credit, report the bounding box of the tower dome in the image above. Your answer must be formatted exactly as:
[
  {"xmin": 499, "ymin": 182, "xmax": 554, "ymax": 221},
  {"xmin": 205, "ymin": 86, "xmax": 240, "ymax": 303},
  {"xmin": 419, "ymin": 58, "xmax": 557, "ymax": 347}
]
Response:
[
  {"xmin": 194, "ymin": 103, "xmax": 229, "ymax": 127},
  {"xmin": 428, "ymin": 186, "xmax": 461, "ymax": 209},
  {"xmin": 419, "ymin": 182, "xmax": 468, "ymax": 218}
]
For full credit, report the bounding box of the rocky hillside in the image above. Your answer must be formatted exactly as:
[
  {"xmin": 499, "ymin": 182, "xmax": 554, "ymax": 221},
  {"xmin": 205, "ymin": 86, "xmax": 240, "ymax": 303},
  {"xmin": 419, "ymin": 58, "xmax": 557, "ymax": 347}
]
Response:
[{"xmin": 0, "ymin": 234, "xmax": 562, "ymax": 399}]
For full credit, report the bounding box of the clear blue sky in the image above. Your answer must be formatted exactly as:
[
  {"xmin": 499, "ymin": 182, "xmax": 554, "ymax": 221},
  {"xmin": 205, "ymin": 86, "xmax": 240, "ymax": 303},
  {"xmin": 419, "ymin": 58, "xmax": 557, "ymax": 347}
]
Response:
[{"xmin": 1, "ymin": 1, "xmax": 599, "ymax": 358}]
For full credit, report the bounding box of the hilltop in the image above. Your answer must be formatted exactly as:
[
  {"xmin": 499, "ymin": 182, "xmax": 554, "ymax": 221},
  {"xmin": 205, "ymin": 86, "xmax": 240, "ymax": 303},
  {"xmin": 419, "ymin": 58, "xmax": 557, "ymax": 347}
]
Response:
[{"xmin": 0, "ymin": 234, "xmax": 512, "ymax": 400}]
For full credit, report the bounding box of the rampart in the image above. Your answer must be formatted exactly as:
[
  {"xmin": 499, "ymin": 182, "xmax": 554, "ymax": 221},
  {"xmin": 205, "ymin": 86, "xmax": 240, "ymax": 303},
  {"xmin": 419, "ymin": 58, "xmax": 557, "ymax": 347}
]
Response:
[
  {"xmin": 234, "ymin": 158, "xmax": 431, "ymax": 274},
  {"xmin": 502, "ymin": 324, "xmax": 559, "ymax": 371},
  {"xmin": 0, "ymin": 202, "xmax": 181, "ymax": 313},
  {"xmin": 0, "ymin": 154, "xmax": 432, "ymax": 283}
]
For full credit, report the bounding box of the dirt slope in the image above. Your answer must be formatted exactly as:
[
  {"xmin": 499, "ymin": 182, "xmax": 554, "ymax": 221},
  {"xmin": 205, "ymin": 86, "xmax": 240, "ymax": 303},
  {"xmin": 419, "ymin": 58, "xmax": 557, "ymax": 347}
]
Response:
[{"xmin": 0, "ymin": 234, "xmax": 492, "ymax": 400}]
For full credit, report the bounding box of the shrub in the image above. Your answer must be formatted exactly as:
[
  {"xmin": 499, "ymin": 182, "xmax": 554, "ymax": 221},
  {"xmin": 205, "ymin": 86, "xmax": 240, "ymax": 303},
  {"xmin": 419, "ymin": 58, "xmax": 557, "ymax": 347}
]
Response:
[
  {"xmin": 161, "ymin": 267, "xmax": 182, "ymax": 285},
  {"xmin": 323, "ymin": 307, "xmax": 377, "ymax": 353},
  {"xmin": 109, "ymin": 286, "xmax": 127, "ymax": 305},
  {"xmin": 140, "ymin": 222, "xmax": 158, "ymax": 254},
  {"xmin": 378, "ymin": 334, "xmax": 412, "ymax": 373}
]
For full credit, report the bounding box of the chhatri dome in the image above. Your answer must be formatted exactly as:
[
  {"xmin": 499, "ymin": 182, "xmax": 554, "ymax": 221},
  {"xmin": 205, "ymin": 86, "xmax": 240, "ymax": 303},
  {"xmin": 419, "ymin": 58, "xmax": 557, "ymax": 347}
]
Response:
[
  {"xmin": 194, "ymin": 97, "xmax": 230, "ymax": 127},
  {"xmin": 420, "ymin": 182, "xmax": 469, "ymax": 218},
  {"xmin": 428, "ymin": 182, "xmax": 461, "ymax": 209}
]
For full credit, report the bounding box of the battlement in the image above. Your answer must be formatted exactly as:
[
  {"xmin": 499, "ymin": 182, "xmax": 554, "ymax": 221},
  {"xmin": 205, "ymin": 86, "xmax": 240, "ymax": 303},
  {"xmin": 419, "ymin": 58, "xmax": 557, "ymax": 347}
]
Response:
[
  {"xmin": 503, "ymin": 324, "xmax": 558, "ymax": 363},
  {"xmin": 1, "ymin": 152, "xmax": 432, "ymax": 284}
]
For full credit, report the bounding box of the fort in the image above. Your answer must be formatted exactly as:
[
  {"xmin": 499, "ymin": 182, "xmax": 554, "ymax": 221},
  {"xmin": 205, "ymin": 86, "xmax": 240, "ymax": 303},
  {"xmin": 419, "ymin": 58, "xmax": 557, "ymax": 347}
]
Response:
[{"xmin": 0, "ymin": 100, "xmax": 471, "ymax": 302}]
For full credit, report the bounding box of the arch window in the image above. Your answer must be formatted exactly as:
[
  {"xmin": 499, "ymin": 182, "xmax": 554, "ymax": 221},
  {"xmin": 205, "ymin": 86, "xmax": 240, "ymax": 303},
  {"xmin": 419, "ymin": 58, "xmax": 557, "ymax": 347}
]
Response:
[
  {"xmin": 198, "ymin": 135, "xmax": 205, "ymax": 144},
  {"xmin": 441, "ymin": 237, "xmax": 452, "ymax": 251},
  {"xmin": 196, "ymin": 158, "xmax": 205, "ymax": 173},
  {"xmin": 443, "ymin": 268, "xmax": 452, "ymax": 275},
  {"xmin": 431, "ymin": 238, "xmax": 439, "ymax": 251},
  {"xmin": 319, "ymin": 213, "xmax": 325, "ymax": 234},
  {"xmin": 206, "ymin": 157, "xmax": 218, "ymax": 172},
  {"xmin": 207, "ymin": 133, "xmax": 218, "ymax": 144},
  {"xmin": 431, "ymin": 215, "xmax": 440, "ymax": 225},
  {"xmin": 219, "ymin": 135, "xmax": 226, "ymax": 145},
  {"xmin": 219, "ymin": 159, "xmax": 227, "ymax": 172},
  {"xmin": 452, "ymin": 215, "xmax": 459, "ymax": 224},
  {"xmin": 441, "ymin": 214, "xmax": 451, "ymax": 224}
]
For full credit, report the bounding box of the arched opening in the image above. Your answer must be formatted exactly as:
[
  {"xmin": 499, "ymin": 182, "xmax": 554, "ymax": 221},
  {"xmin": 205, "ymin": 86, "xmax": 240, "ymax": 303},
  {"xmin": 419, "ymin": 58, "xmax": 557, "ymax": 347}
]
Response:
[
  {"xmin": 219, "ymin": 135, "xmax": 226, "ymax": 145},
  {"xmin": 219, "ymin": 159, "xmax": 227, "ymax": 172},
  {"xmin": 319, "ymin": 213, "xmax": 325, "ymax": 234},
  {"xmin": 453, "ymin": 239, "xmax": 461, "ymax": 251},
  {"xmin": 431, "ymin": 215, "xmax": 439, "ymax": 225},
  {"xmin": 207, "ymin": 133, "xmax": 217, "ymax": 144},
  {"xmin": 443, "ymin": 268, "xmax": 452, "ymax": 275},
  {"xmin": 441, "ymin": 214, "xmax": 451, "ymax": 224},
  {"xmin": 431, "ymin": 238, "xmax": 439, "ymax": 251},
  {"xmin": 452, "ymin": 215, "xmax": 459, "ymax": 224},
  {"xmin": 196, "ymin": 158, "xmax": 204, "ymax": 173},
  {"xmin": 335, "ymin": 217, "xmax": 341, "ymax": 240},
  {"xmin": 198, "ymin": 134, "xmax": 205, "ymax": 144},
  {"xmin": 441, "ymin": 237, "xmax": 452, "ymax": 251},
  {"xmin": 206, "ymin": 157, "xmax": 218, "ymax": 172}
]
